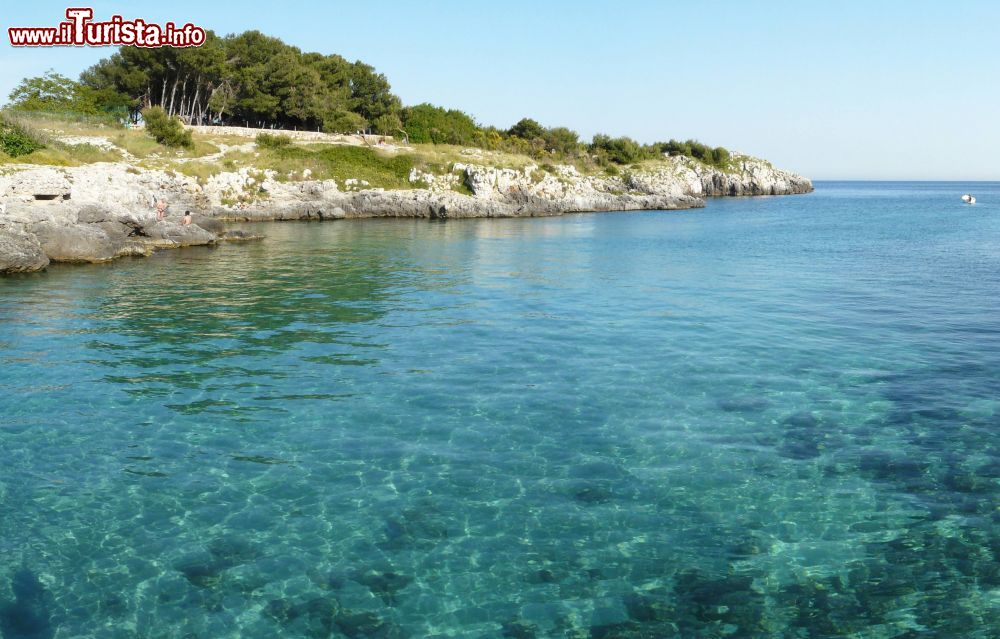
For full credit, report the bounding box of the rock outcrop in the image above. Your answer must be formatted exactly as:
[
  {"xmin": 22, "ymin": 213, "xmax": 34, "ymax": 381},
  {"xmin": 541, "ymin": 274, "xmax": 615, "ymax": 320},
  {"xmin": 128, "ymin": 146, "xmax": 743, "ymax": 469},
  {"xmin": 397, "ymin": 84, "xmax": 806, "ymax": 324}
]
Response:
[
  {"xmin": 0, "ymin": 225, "xmax": 49, "ymax": 273},
  {"xmin": 31, "ymin": 219, "xmax": 122, "ymax": 262},
  {"xmin": 691, "ymin": 157, "xmax": 813, "ymax": 196},
  {"xmin": 0, "ymin": 199, "xmax": 220, "ymax": 273},
  {"xmin": 0, "ymin": 152, "xmax": 810, "ymax": 273}
]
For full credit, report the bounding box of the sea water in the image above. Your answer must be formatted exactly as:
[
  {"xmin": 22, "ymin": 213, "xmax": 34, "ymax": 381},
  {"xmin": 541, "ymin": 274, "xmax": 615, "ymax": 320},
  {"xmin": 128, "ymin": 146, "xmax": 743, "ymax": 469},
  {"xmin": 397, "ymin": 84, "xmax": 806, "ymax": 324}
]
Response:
[{"xmin": 1, "ymin": 182, "xmax": 998, "ymax": 638}]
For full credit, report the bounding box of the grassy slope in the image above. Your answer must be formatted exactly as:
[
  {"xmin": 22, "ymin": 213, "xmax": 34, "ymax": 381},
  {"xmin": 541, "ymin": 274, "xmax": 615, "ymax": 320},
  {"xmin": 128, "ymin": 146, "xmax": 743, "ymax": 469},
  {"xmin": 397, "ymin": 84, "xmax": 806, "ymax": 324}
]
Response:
[{"xmin": 1, "ymin": 112, "xmax": 736, "ymax": 190}]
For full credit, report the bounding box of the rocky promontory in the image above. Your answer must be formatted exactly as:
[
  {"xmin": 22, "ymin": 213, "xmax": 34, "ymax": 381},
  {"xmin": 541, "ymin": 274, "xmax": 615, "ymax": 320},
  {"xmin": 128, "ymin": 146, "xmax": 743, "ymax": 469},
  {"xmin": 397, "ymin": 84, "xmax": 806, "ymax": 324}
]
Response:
[{"xmin": 0, "ymin": 153, "xmax": 810, "ymax": 273}]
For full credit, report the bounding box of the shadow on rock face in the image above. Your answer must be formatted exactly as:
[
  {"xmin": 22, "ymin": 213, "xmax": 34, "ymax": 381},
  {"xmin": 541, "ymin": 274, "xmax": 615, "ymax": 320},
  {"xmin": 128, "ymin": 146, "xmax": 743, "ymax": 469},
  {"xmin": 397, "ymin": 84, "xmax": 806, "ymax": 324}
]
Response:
[{"xmin": 0, "ymin": 569, "xmax": 55, "ymax": 639}]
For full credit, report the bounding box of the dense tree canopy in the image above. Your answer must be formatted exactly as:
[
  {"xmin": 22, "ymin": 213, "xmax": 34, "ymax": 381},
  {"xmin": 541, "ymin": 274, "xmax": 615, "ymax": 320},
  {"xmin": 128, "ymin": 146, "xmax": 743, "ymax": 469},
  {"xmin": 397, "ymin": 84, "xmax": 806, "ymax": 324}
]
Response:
[
  {"xmin": 73, "ymin": 30, "xmax": 402, "ymax": 133},
  {"xmin": 6, "ymin": 71, "xmax": 108, "ymax": 114}
]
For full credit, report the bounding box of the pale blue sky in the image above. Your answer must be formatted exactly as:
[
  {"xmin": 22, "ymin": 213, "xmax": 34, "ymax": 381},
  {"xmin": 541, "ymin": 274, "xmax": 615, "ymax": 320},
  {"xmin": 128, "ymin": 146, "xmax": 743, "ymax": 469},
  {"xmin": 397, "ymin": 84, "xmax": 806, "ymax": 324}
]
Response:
[{"xmin": 2, "ymin": 1, "xmax": 997, "ymax": 180}]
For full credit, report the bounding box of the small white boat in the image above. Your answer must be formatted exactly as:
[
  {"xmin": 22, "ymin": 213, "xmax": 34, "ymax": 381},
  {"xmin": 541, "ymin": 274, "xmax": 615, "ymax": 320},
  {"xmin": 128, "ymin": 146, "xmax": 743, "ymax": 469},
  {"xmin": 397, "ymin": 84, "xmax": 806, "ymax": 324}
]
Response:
[{"xmin": 961, "ymin": 194, "xmax": 976, "ymax": 204}]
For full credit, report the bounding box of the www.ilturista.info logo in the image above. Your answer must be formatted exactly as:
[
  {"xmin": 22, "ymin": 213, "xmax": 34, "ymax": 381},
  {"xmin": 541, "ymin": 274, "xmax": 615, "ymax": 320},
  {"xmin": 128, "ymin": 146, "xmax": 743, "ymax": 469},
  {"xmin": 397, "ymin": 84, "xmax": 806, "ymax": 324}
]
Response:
[{"xmin": 8, "ymin": 8, "xmax": 206, "ymax": 48}]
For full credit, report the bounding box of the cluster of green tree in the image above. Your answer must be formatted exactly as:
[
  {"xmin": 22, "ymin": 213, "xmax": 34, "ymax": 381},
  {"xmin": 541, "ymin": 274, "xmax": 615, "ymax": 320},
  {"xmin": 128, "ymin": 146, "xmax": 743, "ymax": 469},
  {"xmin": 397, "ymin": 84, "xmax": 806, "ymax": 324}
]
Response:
[
  {"xmin": 4, "ymin": 30, "xmax": 733, "ymax": 166},
  {"xmin": 50, "ymin": 30, "xmax": 402, "ymax": 134},
  {"xmin": 5, "ymin": 71, "xmax": 125, "ymax": 120},
  {"xmin": 395, "ymin": 108, "xmax": 732, "ymax": 168},
  {"xmin": 588, "ymin": 137, "xmax": 732, "ymax": 166},
  {"xmin": 656, "ymin": 139, "xmax": 731, "ymax": 166}
]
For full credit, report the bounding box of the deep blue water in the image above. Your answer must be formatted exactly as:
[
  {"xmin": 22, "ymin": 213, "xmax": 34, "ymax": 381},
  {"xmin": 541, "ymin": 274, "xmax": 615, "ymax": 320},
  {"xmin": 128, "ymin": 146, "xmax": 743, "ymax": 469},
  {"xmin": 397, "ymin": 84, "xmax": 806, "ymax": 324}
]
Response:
[{"xmin": 1, "ymin": 182, "xmax": 998, "ymax": 638}]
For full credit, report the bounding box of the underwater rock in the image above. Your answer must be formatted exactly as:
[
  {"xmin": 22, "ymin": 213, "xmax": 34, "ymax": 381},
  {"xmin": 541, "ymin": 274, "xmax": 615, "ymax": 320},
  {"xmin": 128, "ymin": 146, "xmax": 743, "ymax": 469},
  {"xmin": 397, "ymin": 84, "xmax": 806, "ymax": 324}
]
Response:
[
  {"xmin": 673, "ymin": 570, "xmax": 764, "ymax": 634},
  {"xmin": 780, "ymin": 578, "xmax": 865, "ymax": 636},
  {"xmin": 351, "ymin": 571, "xmax": 413, "ymax": 605},
  {"xmin": 335, "ymin": 609, "xmax": 404, "ymax": 639},
  {"xmin": 231, "ymin": 455, "xmax": 291, "ymax": 465},
  {"xmin": 97, "ymin": 593, "xmax": 127, "ymax": 618},
  {"xmin": 174, "ymin": 537, "xmax": 260, "ymax": 587},
  {"xmin": 567, "ymin": 460, "xmax": 631, "ymax": 481},
  {"xmin": 589, "ymin": 621, "xmax": 634, "ymax": 638},
  {"xmin": 207, "ymin": 536, "xmax": 259, "ymax": 566},
  {"xmin": 623, "ymin": 592, "xmax": 673, "ymax": 623},
  {"xmin": 776, "ymin": 432, "xmax": 824, "ymax": 460},
  {"xmin": 856, "ymin": 451, "xmax": 927, "ymax": 481},
  {"xmin": 776, "ymin": 410, "xmax": 828, "ymax": 459},
  {"xmin": 174, "ymin": 554, "xmax": 224, "ymax": 588},
  {"xmin": 589, "ymin": 620, "xmax": 677, "ymax": 639},
  {"xmin": 500, "ymin": 619, "xmax": 537, "ymax": 639},
  {"xmin": 940, "ymin": 465, "xmax": 995, "ymax": 494},
  {"xmin": 265, "ymin": 596, "xmax": 340, "ymax": 639},
  {"xmin": 524, "ymin": 569, "xmax": 558, "ymax": 585},
  {"xmin": 726, "ymin": 536, "xmax": 768, "ymax": 559},
  {"xmin": 777, "ymin": 437, "xmax": 823, "ymax": 460},
  {"xmin": 379, "ymin": 507, "xmax": 449, "ymax": 550},
  {"xmin": 570, "ymin": 482, "xmax": 615, "ymax": 504},
  {"xmin": 0, "ymin": 570, "xmax": 55, "ymax": 639},
  {"xmin": 782, "ymin": 411, "xmax": 820, "ymax": 429},
  {"xmin": 218, "ymin": 229, "xmax": 264, "ymax": 242},
  {"xmin": 564, "ymin": 461, "xmax": 636, "ymax": 504},
  {"xmin": 717, "ymin": 396, "xmax": 769, "ymax": 413}
]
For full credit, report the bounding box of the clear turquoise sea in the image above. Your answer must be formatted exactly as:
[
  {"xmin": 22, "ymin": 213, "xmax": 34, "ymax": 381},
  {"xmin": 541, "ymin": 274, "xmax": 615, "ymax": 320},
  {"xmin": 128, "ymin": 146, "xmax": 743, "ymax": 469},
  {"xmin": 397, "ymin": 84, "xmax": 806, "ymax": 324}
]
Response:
[{"xmin": 1, "ymin": 182, "xmax": 998, "ymax": 638}]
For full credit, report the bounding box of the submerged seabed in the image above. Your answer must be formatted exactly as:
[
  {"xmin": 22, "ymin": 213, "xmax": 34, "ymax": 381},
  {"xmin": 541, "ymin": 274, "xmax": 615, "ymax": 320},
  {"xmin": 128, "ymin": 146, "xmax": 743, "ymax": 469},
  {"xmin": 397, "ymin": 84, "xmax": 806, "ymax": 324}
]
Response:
[{"xmin": 1, "ymin": 182, "xmax": 998, "ymax": 638}]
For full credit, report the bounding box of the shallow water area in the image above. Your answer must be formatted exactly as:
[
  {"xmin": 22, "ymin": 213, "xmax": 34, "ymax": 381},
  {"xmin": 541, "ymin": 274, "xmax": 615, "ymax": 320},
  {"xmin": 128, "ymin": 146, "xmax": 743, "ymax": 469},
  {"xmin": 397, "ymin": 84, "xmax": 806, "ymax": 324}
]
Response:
[{"xmin": 1, "ymin": 182, "xmax": 998, "ymax": 638}]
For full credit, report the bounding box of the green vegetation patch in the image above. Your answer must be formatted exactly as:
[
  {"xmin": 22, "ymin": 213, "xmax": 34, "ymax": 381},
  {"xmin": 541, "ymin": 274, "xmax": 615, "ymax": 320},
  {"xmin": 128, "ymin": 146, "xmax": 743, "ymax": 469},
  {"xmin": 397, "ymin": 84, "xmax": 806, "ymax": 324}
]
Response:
[
  {"xmin": 0, "ymin": 112, "xmax": 47, "ymax": 157},
  {"xmin": 256, "ymin": 133, "xmax": 293, "ymax": 149},
  {"xmin": 220, "ymin": 143, "xmax": 417, "ymax": 190},
  {"xmin": 142, "ymin": 107, "xmax": 193, "ymax": 149}
]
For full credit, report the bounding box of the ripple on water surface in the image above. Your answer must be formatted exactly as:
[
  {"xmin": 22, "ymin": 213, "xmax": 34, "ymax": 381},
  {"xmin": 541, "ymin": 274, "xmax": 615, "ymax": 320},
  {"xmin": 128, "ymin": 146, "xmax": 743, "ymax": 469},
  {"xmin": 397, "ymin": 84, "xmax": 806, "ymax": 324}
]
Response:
[{"xmin": 1, "ymin": 183, "xmax": 999, "ymax": 638}]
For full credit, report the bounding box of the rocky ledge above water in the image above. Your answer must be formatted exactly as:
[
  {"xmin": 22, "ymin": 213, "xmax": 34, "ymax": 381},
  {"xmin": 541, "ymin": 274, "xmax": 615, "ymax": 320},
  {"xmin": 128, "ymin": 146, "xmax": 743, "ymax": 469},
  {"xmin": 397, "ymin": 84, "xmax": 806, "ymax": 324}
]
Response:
[{"xmin": 0, "ymin": 154, "xmax": 810, "ymax": 273}]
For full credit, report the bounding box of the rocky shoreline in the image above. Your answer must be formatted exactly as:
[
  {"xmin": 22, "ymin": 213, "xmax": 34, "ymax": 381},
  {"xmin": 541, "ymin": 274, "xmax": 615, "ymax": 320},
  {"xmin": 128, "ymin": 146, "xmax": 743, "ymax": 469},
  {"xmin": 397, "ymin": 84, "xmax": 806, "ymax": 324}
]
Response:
[{"xmin": 0, "ymin": 154, "xmax": 811, "ymax": 274}]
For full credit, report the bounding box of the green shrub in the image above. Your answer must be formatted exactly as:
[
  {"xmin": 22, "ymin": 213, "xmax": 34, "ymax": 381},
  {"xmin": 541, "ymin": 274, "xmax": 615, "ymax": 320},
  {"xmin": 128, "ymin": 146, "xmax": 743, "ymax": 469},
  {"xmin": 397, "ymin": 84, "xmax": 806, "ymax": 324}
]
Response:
[
  {"xmin": 256, "ymin": 133, "xmax": 292, "ymax": 149},
  {"xmin": 323, "ymin": 110, "xmax": 366, "ymax": 134},
  {"xmin": 402, "ymin": 103, "xmax": 481, "ymax": 145},
  {"xmin": 657, "ymin": 139, "xmax": 730, "ymax": 167},
  {"xmin": 589, "ymin": 134, "xmax": 648, "ymax": 165},
  {"xmin": 0, "ymin": 113, "xmax": 46, "ymax": 157},
  {"xmin": 508, "ymin": 117, "xmax": 545, "ymax": 141},
  {"xmin": 373, "ymin": 113, "xmax": 402, "ymax": 136},
  {"xmin": 141, "ymin": 106, "xmax": 192, "ymax": 148},
  {"xmin": 712, "ymin": 146, "xmax": 730, "ymax": 165}
]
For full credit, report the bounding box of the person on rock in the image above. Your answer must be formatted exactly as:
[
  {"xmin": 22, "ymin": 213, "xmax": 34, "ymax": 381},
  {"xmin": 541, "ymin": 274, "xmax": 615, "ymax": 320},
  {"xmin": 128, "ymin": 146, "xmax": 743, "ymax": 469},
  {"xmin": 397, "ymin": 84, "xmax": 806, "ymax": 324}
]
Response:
[
  {"xmin": 182, "ymin": 211, "xmax": 193, "ymax": 226},
  {"xmin": 155, "ymin": 199, "xmax": 169, "ymax": 221}
]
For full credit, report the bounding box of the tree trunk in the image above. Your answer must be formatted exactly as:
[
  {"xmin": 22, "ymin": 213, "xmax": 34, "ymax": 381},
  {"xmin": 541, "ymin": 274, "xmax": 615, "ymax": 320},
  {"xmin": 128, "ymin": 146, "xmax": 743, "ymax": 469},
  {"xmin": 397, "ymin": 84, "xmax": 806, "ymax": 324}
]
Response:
[
  {"xmin": 160, "ymin": 78, "xmax": 167, "ymax": 108},
  {"xmin": 190, "ymin": 77, "xmax": 201, "ymax": 124},
  {"xmin": 167, "ymin": 77, "xmax": 179, "ymax": 116},
  {"xmin": 178, "ymin": 76, "xmax": 189, "ymax": 122}
]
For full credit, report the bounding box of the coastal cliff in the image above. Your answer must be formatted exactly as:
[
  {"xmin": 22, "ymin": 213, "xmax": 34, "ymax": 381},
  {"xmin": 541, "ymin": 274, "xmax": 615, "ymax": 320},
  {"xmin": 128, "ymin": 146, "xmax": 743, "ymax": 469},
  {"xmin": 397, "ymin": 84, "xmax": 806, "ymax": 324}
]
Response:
[{"xmin": 0, "ymin": 154, "xmax": 811, "ymax": 273}]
